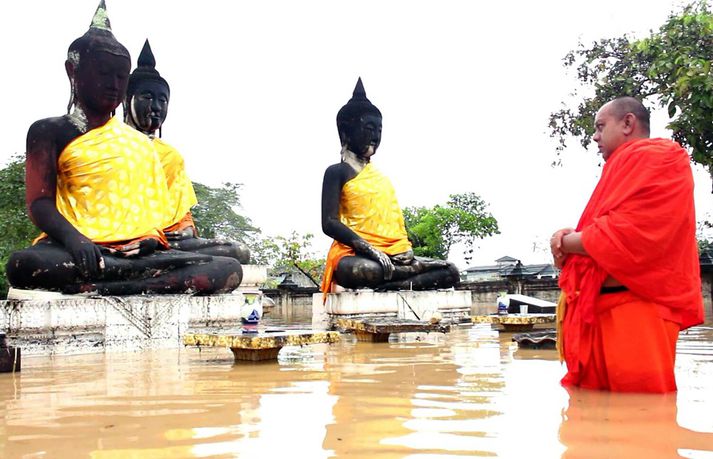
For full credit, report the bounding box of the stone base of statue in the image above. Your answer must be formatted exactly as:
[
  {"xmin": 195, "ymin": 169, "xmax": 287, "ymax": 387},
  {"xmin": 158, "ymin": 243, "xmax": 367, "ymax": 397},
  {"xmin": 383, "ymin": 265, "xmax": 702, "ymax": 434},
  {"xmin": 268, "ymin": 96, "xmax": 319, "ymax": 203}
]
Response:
[
  {"xmin": 311, "ymin": 289, "xmax": 472, "ymax": 334},
  {"xmin": 1, "ymin": 265, "xmax": 269, "ymax": 356}
]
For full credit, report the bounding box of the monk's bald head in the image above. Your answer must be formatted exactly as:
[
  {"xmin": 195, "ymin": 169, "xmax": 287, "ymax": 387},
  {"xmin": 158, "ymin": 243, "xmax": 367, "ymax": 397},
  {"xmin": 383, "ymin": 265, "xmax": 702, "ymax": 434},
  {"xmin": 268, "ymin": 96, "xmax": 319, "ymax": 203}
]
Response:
[
  {"xmin": 605, "ymin": 97, "xmax": 650, "ymax": 137},
  {"xmin": 593, "ymin": 97, "xmax": 650, "ymax": 160}
]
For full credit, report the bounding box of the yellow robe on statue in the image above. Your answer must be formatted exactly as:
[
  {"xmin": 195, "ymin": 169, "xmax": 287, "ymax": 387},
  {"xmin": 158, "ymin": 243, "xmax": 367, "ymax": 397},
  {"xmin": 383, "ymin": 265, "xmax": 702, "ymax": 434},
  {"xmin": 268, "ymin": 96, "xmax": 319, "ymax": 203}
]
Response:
[
  {"xmin": 153, "ymin": 138, "xmax": 198, "ymax": 232},
  {"xmin": 321, "ymin": 163, "xmax": 412, "ymax": 293},
  {"xmin": 40, "ymin": 117, "xmax": 171, "ymax": 247}
]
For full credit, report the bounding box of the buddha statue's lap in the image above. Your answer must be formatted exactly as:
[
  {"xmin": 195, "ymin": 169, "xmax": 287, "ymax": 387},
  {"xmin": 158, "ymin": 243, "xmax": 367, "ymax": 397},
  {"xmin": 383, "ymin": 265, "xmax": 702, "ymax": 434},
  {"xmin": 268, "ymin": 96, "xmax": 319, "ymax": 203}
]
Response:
[
  {"xmin": 7, "ymin": 239, "xmax": 240, "ymax": 295},
  {"xmin": 124, "ymin": 40, "xmax": 250, "ymax": 265},
  {"xmin": 320, "ymin": 79, "xmax": 460, "ymax": 293},
  {"xmin": 4, "ymin": 1, "xmax": 241, "ymax": 296}
]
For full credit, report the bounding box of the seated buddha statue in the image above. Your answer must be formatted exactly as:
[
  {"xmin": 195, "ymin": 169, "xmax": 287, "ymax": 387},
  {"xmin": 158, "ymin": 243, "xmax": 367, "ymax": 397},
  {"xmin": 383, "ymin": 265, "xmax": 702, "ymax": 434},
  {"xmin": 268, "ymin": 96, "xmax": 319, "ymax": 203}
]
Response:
[
  {"xmin": 320, "ymin": 78, "xmax": 460, "ymax": 293},
  {"xmin": 5, "ymin": 1, "xmax": 242, "ymax": 295},
  {"xmin": 123, "ymin": 39, "xmax": 250, "ymax": 264}
]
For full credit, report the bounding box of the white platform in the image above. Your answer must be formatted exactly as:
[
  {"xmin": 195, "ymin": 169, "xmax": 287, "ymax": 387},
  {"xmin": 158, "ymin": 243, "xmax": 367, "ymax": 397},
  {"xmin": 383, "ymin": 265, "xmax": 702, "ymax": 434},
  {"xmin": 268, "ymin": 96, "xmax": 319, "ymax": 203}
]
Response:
[
  {"xmin": 312, "ymin": 289, "xmax": 472, "ymax": 330},
  {"xmin": 239, "ymin": 264, "xmax": 268, "ymax": 288},
  {"xmin": 1, "ymin": 265, "xmax": 270, "ymax": 356}
]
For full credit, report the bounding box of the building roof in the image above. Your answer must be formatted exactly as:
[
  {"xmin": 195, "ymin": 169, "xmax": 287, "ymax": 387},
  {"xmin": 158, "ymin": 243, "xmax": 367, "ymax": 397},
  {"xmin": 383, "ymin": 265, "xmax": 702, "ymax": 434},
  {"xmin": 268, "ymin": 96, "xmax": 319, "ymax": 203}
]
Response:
[{"xmin": 462, "ymin": 259, "xmax": 558, "ymax": 279}]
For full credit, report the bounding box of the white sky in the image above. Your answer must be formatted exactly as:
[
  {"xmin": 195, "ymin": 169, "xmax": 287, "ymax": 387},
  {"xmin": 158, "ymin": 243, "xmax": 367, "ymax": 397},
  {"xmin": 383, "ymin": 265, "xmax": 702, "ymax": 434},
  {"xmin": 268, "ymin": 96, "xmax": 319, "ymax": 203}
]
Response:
[{"xmin": 1, "ymin": 0, "xmax": 711, "ymax": 269}]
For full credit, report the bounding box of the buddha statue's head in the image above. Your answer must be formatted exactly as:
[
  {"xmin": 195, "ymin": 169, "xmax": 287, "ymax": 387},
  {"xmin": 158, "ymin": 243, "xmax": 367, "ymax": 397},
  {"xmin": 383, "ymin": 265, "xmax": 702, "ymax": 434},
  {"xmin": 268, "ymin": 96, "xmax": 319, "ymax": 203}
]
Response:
[
  {"xmin": 124, "ymin": 39, "xmax": 170, "ymax": 136},
  {"xmin": 337, "ymin": 78, "xmax": 382, "ymax": 158},
  {"xmin": 65, "ymin": 0, "xmax": 131, "ymax": 119}
]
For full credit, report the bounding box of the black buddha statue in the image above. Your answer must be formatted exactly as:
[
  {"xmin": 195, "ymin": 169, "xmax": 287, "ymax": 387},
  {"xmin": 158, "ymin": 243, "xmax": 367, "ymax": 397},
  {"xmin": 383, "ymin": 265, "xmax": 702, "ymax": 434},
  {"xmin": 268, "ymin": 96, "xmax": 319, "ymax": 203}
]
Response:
[
  {"xmin": 320, "ymin": 78, "xmax": 460, "ymax": 292},
  {"xmin": 5, "ymin": 1, "xmax": 241, "ymax": 295},
  {"xmin": 124, "ymin": 39, "xmax": 251, "ymax": 264}
]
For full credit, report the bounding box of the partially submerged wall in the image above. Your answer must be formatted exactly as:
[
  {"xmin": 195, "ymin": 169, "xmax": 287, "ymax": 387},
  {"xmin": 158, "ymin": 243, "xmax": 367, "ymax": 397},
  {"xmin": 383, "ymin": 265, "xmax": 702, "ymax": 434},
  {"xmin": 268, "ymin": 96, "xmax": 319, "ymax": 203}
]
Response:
[{"xmin": 0, "ymin": 294, "xmax": 247, "ymax": 355}]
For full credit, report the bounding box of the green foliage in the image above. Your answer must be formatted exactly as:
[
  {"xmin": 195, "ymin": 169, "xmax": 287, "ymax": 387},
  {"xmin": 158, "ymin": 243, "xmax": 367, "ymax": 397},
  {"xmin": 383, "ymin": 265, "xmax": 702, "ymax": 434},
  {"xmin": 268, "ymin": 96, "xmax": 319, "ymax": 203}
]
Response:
[
  {"xmin": 549, "ymin": 1, "xmax": 713, "ymax": 169},
  {"xmin": 251, "ymin": 231, "xmax": 325, "ymax": 285},
  {"xmin": 0, "ymin": 155, "xmax": 38, "ymax": 297},
  {"xmin": 403, "ymin": 192, "xmax": 499, "ymax": 262},
  {"xmin": 191, "ymin": 182, "xmax": 259, "ymax": 242},
  {"xmin": 697, "ymin": 219, "xmax": 713, "ymax": 252}
]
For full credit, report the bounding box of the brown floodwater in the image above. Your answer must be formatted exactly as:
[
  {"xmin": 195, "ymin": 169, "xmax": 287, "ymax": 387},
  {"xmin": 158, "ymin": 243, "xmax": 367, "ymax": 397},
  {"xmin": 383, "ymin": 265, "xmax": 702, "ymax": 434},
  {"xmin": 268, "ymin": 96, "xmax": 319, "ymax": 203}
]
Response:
[{"xmin": 1, "ymin": 304, "xmax": 712, "ymax": 458}]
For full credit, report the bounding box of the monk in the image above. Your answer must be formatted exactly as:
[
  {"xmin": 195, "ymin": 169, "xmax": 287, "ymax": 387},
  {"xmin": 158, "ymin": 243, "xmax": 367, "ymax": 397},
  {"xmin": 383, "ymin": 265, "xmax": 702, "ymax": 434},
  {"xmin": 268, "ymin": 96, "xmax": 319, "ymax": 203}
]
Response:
[
  {"xmin": 5, "ymin": 1, "xmax": 241, "ymax": 295},
  {"xmin": 124, "ymin": 39, "xmax": 250, "ymax": 263},
  {"xmin": 320, "ymin": 78, "xmax": 460, "ymax": 293},
  {"xmin": 550, "ymin": 97, "xmax": 704, "ymax": 392}
]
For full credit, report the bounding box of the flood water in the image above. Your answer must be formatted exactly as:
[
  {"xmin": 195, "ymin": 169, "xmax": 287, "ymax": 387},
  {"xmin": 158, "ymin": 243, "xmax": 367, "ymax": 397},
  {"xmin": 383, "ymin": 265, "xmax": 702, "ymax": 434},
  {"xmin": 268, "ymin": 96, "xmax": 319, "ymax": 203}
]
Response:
[{"xmin": 1, "ymin": 304, "xmax": 712, "ymax": 458}]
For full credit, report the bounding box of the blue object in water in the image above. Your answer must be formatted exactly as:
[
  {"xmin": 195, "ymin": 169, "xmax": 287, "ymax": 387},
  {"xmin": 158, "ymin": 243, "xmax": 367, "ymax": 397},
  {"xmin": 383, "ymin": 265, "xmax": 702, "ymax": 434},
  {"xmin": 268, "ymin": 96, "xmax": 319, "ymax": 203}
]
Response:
[{"xmin": 241, "ymin": 309, "xmax": 261, "ymax": 325}]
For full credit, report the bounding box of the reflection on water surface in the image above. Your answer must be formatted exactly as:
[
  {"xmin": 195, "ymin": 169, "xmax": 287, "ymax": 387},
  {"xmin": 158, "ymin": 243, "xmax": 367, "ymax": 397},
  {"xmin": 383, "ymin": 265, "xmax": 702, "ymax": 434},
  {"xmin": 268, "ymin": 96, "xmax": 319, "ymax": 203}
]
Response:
[{"xmin": 0, "ymin": 304, "xmax": 711, "ymax": 458}]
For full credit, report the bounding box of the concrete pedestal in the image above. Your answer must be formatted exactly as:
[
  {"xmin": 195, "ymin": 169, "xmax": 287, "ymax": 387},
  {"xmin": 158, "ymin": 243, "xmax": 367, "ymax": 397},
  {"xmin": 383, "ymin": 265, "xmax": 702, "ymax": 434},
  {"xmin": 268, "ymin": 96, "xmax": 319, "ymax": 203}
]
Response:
[
  {"xmin": 184, "ymin": 330, "xmax": 340, "ymax": 362},
  {"xmin": 312, "ymin": 289, "xmax": 472, "ymax": 330},
  {"xmin": 0, "ymin": 294, "xmax": 248, "ymax": 355},
  {"xmin": 1, "ymin": 265, "xmax": 270, "ymax": 356},
  {"xmin": 472, "ymin": 313, "xmax": 556, "ymax": 332}
]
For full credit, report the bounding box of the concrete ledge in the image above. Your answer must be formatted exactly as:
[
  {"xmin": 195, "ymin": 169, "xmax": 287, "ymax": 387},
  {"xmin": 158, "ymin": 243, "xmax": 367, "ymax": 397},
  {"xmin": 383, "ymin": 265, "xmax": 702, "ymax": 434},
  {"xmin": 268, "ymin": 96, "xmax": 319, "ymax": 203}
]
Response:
[
  {"xmin": 239, "ymin": 265, "xmax": 268, "ymax": 288},
  {"xmin": 472, "ymin": 314, "xmax": 556, "ymax": 332},
  {"xmin": 312, "ymin": 290, "xmax": 471, "ymax": 329},
  {"xmin": 0, "ymin": 294, "xmax": 253, "ymax": 355},
  {"xmin": 335, "ymin": 318, "xmax": 450, "ymax": 342}
]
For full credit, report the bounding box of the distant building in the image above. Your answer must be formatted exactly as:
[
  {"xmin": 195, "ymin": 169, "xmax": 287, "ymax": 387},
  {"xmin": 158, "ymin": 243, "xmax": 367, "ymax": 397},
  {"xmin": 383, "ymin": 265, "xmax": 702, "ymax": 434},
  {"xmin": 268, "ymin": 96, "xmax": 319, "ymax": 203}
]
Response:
[
  {"xmin": 460, "ymin": 256, "xmax": 558, "ymax": 283},
  {"xmin": 272, "ymin": 270, "xmax": 319, "ymax": 289}
]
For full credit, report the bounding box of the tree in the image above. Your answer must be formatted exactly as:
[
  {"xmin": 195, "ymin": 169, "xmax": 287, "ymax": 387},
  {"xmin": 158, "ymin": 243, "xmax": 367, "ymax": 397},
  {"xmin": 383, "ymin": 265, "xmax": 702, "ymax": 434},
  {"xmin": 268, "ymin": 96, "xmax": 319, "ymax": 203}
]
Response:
[
  {"xmin": 403, "ymin": 192, "xmax": 499, "ymax": 263},
  {"xmin": 549, "ymin": 1, "xmax": 713, "ymax": 171},
  {"xmin": 191, "ymin": 182, "xmax": 259, "ymax": 242},
  {"xmin": 251, "ymin": 232, "xmax": 325, "ymax": 285},
  {"xmin": 0, "ymin": 155, "xmax": 38, "ymax": 297}
]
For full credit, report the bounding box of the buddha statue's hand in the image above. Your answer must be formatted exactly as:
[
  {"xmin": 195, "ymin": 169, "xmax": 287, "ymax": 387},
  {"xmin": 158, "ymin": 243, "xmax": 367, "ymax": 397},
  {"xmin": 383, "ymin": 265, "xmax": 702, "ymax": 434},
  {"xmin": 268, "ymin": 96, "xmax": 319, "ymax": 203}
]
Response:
[
  {"xmin": 65, "ymin": 235, "xmax": 104, "ymax": 279},
  {"xmin": 113, "ymin": 238, "xmax": 159, "ymax": 257},
  {"xmin": 165, "ymin": 226, "xmax": 196, "ymax": 241},
  {"xmin": 353, "ymin": 239, "xmax": 394, "ymax": 280},
  {"xmin": 390, "ymin": 250, "xmax": 414, "ymax": 265}
]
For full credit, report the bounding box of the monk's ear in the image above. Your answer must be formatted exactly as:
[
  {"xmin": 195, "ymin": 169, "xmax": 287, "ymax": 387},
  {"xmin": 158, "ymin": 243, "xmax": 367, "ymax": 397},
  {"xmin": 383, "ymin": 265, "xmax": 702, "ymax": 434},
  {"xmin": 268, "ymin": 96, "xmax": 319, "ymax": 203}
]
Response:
[{"xmin": 622, "ymin": 113, "xmax": 636, "ymax": 135}]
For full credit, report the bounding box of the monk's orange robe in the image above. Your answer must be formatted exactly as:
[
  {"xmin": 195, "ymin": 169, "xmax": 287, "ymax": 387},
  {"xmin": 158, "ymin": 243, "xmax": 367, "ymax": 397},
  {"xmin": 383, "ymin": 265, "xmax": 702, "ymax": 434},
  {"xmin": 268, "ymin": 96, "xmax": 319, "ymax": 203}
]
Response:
[
  {"xmin": 321, "ymin": 163, "xmax": 412, "ymax": 294},
  {"xmin": 153, "ymin": 138, "xmax": 198, "ymax": 233},
  {"xmin": 36, "ymin": 117, "xmax": 170, "ymax": 251},
  {"xmin": 558, "ymin": 138, "xmax": 704, "ymax": 393}
]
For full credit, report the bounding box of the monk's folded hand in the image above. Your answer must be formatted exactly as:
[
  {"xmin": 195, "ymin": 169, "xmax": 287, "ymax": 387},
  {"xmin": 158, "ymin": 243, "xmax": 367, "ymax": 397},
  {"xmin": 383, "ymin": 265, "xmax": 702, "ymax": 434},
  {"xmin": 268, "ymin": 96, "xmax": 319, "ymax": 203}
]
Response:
[
  {"xmin": 65, "ymin": 235, "xmax": 104, "ymax": 279},
  {"xmin": 550, "ymin": 228, "xmax": 575, "ymax": 259}
]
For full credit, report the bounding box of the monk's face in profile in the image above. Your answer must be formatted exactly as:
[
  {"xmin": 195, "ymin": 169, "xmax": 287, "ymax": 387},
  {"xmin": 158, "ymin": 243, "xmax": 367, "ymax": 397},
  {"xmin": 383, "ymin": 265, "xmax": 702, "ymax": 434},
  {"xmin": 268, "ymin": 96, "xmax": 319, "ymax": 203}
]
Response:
[
  {"xmin": 593, "ymin": 102, "xmax": 627, "ymax": 161},
  {"xmin": 72, "ymin": 50, "xmax": 131, "ymax": 115},
  {"xmin": 346, "ymin": 114, "xmax": 382, "ymax": 158},
  {"xmin": 129, "ymin": 80, "xmax": 170, "ymax": 135}
]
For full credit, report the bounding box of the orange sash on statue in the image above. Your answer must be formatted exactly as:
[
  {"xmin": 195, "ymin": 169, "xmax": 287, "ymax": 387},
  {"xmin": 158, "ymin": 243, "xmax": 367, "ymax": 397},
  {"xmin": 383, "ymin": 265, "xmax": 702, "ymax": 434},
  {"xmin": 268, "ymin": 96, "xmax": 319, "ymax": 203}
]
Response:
[
  {"xmin": 321, "ymin": 163, "xmax": 412, "ymax": 294},
  {"xmin": 558, "ymin": 138, "xmax": 704, "ymax": 387}
]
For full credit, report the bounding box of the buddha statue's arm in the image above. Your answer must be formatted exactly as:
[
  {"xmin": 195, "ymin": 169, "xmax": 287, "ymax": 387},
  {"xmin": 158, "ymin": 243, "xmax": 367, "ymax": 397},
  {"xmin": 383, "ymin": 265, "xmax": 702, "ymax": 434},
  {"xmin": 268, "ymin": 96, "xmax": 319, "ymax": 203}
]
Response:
[
  {"xmin": 321, "ymin": 163, "xmax": 394, "ymax": 279},
  {"xmin": 25, "ymin": 118, "xmax": 104, "ymax": 278}
]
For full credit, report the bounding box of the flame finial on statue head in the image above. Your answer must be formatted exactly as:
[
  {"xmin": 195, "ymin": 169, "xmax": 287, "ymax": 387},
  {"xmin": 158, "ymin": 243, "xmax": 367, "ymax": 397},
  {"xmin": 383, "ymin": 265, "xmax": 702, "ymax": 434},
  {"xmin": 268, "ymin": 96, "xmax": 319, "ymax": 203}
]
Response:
[
  {"xmin": 89, "ymin": 0, "xmax": 111, "ymax": 31},
  {"xmin": 336, "ymin": 77, "xmax": 382, "ymax": 137}
]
